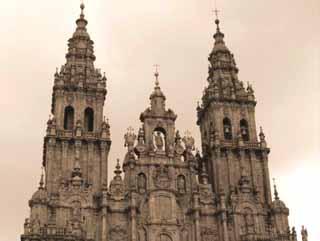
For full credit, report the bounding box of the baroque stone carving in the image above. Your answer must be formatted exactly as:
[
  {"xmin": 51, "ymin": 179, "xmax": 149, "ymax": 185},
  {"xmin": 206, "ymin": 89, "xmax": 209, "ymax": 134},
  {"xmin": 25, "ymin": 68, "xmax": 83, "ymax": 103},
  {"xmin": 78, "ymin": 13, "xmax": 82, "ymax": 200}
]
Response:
[
  {"xmin": 109, "ymin": 225, "xmax": 127, "ymax": 241},
  {"xmin": 201, "ymin": 227, "xmax": 217, "ymax": 241},
  {"xmin": 152, "ymin": 163, "xmax": 172, "ymax": 189}
]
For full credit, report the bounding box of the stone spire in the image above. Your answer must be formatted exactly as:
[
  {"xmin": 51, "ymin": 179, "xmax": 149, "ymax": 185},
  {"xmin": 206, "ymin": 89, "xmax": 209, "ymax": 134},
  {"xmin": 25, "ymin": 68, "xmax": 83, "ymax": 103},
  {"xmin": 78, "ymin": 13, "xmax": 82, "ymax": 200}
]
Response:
[
  {"xmin": 39, "ymin": 168, "xmax": 44, "ymax": 190},
  {"xmin": 198, "ymin": 14, "xmax": 255, "ymax": 111},
  {"xmin": 114, "ymin": 159, "xmax": 122, "ymax": 180},
  {"xmin": 150, "ymin": 66, "xmax": 166, "ymax": 109},
  {"xmin": 52, "ymin": 2, "xmax": 106, "ymax": 95}
]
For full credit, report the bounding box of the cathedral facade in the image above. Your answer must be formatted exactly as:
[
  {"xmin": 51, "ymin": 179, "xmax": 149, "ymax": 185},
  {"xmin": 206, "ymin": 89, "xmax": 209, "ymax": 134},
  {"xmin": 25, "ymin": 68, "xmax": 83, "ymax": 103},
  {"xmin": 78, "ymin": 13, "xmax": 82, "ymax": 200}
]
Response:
[{"xmin": 21, "ymin": 4, "xmax": 308, "ymax": 241}]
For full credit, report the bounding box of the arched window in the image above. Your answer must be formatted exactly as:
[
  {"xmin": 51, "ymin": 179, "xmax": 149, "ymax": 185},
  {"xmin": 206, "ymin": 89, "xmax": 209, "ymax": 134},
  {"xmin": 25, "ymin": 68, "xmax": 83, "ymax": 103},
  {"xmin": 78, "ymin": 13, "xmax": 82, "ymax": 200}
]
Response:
[
  {"xmin": 240, "ymin": 119, "xmax": 249, "ymax": 141},
  {"xmin": 64, "ymin": 106, "xmax": 74, "ymax": 130},
  {"xmin": 84, "ymin": 107, "xmax": 94, "ymax": 132},
  {"xmin": 223, "ymin": 118, "xmax": 232, "ymax": 140}
]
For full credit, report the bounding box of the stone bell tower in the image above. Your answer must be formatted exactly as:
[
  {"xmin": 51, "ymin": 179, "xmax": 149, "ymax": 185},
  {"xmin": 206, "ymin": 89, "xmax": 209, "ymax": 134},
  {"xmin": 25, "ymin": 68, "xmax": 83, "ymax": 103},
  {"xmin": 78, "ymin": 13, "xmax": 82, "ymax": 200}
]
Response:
[
  {"xmin": 196, "ymin": 17, "xmax": 294, "ymax": 241},
  {"xmin": 21, "ymin": 3, "xmax": 111, "ymax": 241}
]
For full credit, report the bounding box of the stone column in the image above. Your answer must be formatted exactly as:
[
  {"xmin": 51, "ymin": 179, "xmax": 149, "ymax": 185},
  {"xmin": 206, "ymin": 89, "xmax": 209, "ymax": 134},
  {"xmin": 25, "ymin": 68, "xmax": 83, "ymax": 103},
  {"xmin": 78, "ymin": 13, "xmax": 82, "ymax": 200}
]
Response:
[
  {"xmin": 226, "ymin": 149, "xmax": 233, "ymax": 188},
  {"xmin": 261, "ymin": 150, "xmax": 272, "ymax": 205},
  {"xmin": 75, "ymin": 140, "xmax": 82, "ymax": 161},
  {"xmin": 130, "ymin": 193, "xmax": 138, "ymax": 241},
  {"xmin": 61, "ymin": 140, "xmax": 68, "ymax": 176},
  {"xmin": 239, "ymin": 149, "xmax": 246, "ymax": 175},
  {"xmin": 220, "ymin": 192, "xmax": 229, "ymax": 241},
  {"xmin": 101, "ymin": 187, "xmax": 108, "ymax": 241},
  {"xmin": 88, "ymin": 141, "xmax": 94, "ymax": 185},
  {"xmin": 100, "ymin": 142, "xmax": 108, "ymax": 187},
  {"xmin": 249, "ymin": 150, "xmax": 259, "ymax": 197},
  {"xmin": 46, "ymin": 137, "xmax": 56, "ymax": 193},
  {"xmin": 193, "ymin": 193, "xmax": 201, "ymax": 241}
]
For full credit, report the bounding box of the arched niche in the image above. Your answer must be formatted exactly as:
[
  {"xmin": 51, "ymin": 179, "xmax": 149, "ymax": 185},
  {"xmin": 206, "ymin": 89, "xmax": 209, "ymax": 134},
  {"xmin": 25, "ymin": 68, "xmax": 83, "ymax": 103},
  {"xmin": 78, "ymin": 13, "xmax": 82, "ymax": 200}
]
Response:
[
  {"xmin": 223, "ymin": 117, "xmax": 232, "ymax": 140},
  {"xmin": 64, "ymin": 106, "xmax": 74, "ymax": 130},
  {"xmin": 240, "ymin": 119, "xmax": 249, "ymax": 141},
  {"xmin": 84, "ymin": 107, "xmax": 94, "ymax": 132},
  {"xmin": 153, "ymin": 127, "xmax": 166, "ymax": 151},
  {"xmin": 235, "ymin": 202, "xmax": 258, "ymax": 236}
]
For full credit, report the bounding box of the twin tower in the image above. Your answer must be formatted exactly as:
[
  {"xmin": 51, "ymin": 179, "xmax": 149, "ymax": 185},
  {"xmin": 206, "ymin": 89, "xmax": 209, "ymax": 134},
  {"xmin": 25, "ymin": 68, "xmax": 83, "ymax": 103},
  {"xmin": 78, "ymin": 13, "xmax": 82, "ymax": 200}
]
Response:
[{"xmin": 21, "ymin": 4, "xmax": 305, "ymax": 241}]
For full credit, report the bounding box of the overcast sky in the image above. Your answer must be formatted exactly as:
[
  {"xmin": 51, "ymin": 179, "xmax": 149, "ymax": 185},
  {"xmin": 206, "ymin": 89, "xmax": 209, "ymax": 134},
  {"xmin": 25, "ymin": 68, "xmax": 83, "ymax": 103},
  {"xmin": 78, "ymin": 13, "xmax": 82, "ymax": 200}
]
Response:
[{"xmin": 0, "ymin": 0, "xmax": 319, "ymax": 240}]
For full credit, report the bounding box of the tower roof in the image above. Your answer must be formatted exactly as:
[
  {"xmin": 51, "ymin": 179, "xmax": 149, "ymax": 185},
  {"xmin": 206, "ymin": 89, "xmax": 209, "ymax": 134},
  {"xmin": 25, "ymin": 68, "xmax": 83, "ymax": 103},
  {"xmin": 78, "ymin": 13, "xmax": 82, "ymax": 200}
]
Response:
[
  {"xmin": 197, "ymin": 14, "xmax": 256, "ymax": 122},
  {"xmin": 140, "ymin": 67, "xmax": 176, "ymax": 122},
  {"xmin": 65, "ymin": 3, "xmax": 96, "ymax": 65},
  {"xmin": 150, "ymin": 68, "xmax": 166, "ymax": 100},
  {"xmin": 212, "ymin": 19, "xmax": 229, "ymax": 52},
  {"xmin": 271, "ymin": 178, "xmax": 288, "ymax": 211},
  {"xmin": 51, "ymin": 3, "xmax": 107, "ymax": 114}
]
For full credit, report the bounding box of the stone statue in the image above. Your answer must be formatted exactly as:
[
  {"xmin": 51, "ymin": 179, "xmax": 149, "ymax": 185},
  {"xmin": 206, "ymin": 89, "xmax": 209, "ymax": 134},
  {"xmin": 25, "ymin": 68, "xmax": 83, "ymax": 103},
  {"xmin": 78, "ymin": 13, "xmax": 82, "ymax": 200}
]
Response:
[
  {"xmin": 301, "ymin": 226, "xmax": 308, "ymax": 241},
  {"xmin": 154, "ymin": 131, "xmax": 164, "ymax": 151}
]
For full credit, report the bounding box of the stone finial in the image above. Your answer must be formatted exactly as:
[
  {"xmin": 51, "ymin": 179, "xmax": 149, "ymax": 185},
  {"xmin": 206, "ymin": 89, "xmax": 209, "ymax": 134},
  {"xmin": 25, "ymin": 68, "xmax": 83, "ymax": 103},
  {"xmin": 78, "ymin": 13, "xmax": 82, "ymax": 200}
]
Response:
[
  {"xmin": 182, "ymin": 130, "xmax": 195, "ymax": 152},
  {"xmin": 154, "ymin": 64, "xmax": 160, "ymax": 87},
  {"xmin": 114, "ymin": 159, "xmax": 122, "ymax": 179},
  {"xmin": 259, "ymin": 126, "xmax": 267, "ymax": 147},
  {"xmin": 72, "ymin": 158, "xmax": 82, "ymax": 179},
  {"xmin": 272, "ymin": 178, "xmax": 279, "ymax": 200},
  {"xmin": 39, "ymin": 167, "xmax": 44, "ymax": 190},
  {"xmin": 102, "ymin": 72, "xmax": 107, "ymax": 82},
  {"xmin": 200, "ymin": 161, "xmax": 209, "ymax": 185}
]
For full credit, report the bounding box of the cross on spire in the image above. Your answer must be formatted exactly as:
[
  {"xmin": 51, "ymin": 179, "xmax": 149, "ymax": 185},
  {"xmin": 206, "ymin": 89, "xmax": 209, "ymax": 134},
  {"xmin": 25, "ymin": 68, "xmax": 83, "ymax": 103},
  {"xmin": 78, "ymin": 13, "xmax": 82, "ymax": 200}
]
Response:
[
  {"xmin": 213, "ymin": 8, "xmax": 219, "ymax": 20},
  {"xmin": 80, "ymin": 0, "xmax": 85, "ymax": 10},
  {"xmin": 154, "ymin": 64, "xmax": 160, "ymax": 86}
]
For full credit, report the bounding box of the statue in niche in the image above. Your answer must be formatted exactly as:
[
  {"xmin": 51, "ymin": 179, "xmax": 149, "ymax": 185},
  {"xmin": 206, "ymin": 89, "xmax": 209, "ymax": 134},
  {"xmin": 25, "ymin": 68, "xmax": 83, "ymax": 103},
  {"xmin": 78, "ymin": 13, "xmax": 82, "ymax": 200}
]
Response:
[
  {"xmin": 177, "ymin": 175, "xmax": 186, "ymax": 193},
  {"xmin": 154, "ymin": 131, "xmax": 165, "ymax": 151},
  {"xmin": 138, "ymin": 174, "xmax": 147, "ymax": 194}
]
